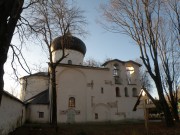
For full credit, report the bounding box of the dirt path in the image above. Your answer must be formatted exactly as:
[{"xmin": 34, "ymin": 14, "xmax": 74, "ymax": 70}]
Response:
[{"xmin": 9, "ymin": 122, "xmax": 180, "ymax": 135}]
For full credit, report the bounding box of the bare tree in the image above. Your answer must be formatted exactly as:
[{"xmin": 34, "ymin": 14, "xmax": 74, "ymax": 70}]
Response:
[
  {"xmin": 135, "ymin": 59, "xmax": 152, "ymax": 91},
  {"xmin": 100, "ymin": 0, "xmax": 180, "ymax": 126},
  {"xmin": 0, "ymin": 0, "xmax": 24, "ymax": 104},
  {"xmin": 22, "ymin": 0, "xmax": 87, "ymax": 126},
  {"xmin": 83, "ymin": 57, "xmax": 102, "ymax": 67}
]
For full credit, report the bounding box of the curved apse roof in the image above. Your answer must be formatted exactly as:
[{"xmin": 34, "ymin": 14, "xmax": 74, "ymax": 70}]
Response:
[{"xmin": 51, "ymin": 35, "xmax": 86, "ymax": 55}]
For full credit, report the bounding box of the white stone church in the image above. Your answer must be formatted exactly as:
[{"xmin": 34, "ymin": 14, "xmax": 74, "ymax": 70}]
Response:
[{"xmin": 20, "ymin": 34, "xmax": 144, "ymax": 123}]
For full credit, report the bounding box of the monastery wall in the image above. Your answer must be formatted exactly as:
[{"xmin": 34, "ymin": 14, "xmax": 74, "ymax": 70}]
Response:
[{"xmin": 0, "ymin": 92, "xmax": 25, "ymax": 135}]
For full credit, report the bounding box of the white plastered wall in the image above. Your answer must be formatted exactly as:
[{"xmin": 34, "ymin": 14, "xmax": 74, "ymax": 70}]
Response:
[
  {"xmin": 22, "ymin": 76, "xmax": 49, "ymax": 101},
  {"xmin": 52, "ymin": 50, "xmax": 84, "ymax": 65},
  {"xmin": 56, "ymin": 67, "xmax": 87, "ymax": 123},
  {"xmin": 0, "ymin": 93, "xmax": 25, "ymax": 135},
  {"xmin": 26, "ymin": 104, "xmax": 49, "ymax": 123},
  {"xmin": 55, "ymin": 63, "xmax": 143, "ymax": 123}
]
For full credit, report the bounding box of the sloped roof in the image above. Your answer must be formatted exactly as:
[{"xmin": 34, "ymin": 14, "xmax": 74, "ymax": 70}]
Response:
[
  {"xmin": 133, "ymin": 88, "xmax": 161, "ymax": 111},
  {"xmin": 102, "ymin": 59, "xmax": 141, "ymax": 67},
  {"xmin": 3, "ymin": 90, "xmax": 24, "ymax": 104},
  {"xmin": 24, "ymin": 89, "xmax": 49, "ymax": 105},
  {"xmin": 21, "ymin": 72, "xmax": 49, "ymax": 79}
]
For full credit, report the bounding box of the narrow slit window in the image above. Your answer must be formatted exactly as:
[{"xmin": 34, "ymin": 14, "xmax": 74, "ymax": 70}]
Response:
[
  {"xmin": 101, "ymin": 87, "xmax": 104, "ymax": 94},
  {"xmin": 95, "ymin": 113, "xmax": 98, "ymax": 119},
  {"xmin": 124, "ymin": 87, "xmax": 129, "ymax": 97},
  {"xmin": 116, "ymin": 87, "xmax": 120, "ymax": 97},
  {"xmin": 132, "ymin": 88, "xmax": 138, "ymax": 97}
]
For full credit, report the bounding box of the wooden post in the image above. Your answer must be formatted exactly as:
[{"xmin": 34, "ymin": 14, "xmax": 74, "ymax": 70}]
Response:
[{"xmin": 144, "ymin": 98, "xmax": 149, "ymax": 135}]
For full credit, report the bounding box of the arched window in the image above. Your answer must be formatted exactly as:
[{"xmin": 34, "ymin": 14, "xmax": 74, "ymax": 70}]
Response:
[
  {"xmin": 124, "ymin": 87, "xmax": 129, "ymax": 97},
  {"xmin": 132, "ymin": 88, "xmax": 137, "ymax": 97},
  {"xmin": 113, "ymin": 64, "xmax": 119, "ymax": 77},
  {"xmin": 69, "ymin": 97, "xmax": 75, "ymax": 107},
  {"xmin": 113, "ymin": 64, "xmax": 121, "ymax": 84},
  {"xmin": 116, "ymin": 87, "xmax": 120, "ymax": 97},
  {"xmin": 126, "ymin": 66, "xmax": 134, "ymax": 84}
]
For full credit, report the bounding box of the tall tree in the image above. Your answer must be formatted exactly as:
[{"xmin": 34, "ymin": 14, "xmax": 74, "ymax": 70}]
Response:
[
  {"xmin": 23, "ymin": 0, "xmax": 87, "ymax": 126},
  {"xmin": 0, "ymin": 0, "xmax": 24, "ymax": 104},
  {"xmin": 100, "ymin": 0, "xmax": 180, "ymax": 126},
  {"xmin": 135, "ymin": 59, "xmax": 152, "ymax": 91}
]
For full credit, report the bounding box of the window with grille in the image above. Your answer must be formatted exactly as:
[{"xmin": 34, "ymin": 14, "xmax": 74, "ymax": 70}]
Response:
[
  {"xmin": 39, "ymin": 112, "xmax": 44, "ymax": 118},
  {"xmin": 69, "ymin": 97, "xmax": 75, "ymax": 107}
]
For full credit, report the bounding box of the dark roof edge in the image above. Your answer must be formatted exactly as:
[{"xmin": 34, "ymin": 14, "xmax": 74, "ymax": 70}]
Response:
[
  {"xmin": 102, "ymin": 59, "xmax": 125, "ymax": 66},
  {"xmin": 56, "ymin": 63, "xmax": 109, "ymax": 71},
  {"xmin": 24, "ymin": 89, "xmax": 48, "ymax": 104},
  {"xmin": 20, "ymin": 72, "xmax": 49, "ymax": 79},
  {"xmin": 102, "ymin": 59, "xmax": 141, "ymax": 67},
  {"xmin": 3, "ymin": 90, "xmax": 24, "ymax": 105}
]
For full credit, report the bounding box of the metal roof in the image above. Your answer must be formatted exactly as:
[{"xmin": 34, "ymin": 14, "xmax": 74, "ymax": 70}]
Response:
[{"xmin": 24, "ymin": 89, "xmax": 49, "ymax": 105}]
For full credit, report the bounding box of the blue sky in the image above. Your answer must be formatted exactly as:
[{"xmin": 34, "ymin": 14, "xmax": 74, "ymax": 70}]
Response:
[
  {"xmin": 76, "ymin": 0, "xmax": 140, "ymax": 62},
  {"xmin": 3, "ymin": 0, "xmax": 141, "ymax": 95}
]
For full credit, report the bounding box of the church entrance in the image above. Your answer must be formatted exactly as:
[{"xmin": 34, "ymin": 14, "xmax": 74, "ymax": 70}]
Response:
[{"xmin": 67, "ymin": 109, "xmax": 75, "ymax": 123}]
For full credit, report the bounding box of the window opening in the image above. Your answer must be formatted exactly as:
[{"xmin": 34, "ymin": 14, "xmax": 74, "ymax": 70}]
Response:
[
  {"xmin": 39, "ymin": 112, "xmax": 44, "ymax": 118},
  {"xmin": 116, "ymin": 87, "xmax": 120, "ymax": 97},
  {"xmin": 132, "ymin": 88, "xmax": 137, "ymax": 97},
  {"xmin": 113, "ymin": 64, "xmax": 119, "ymax": 77},
  {"xmin": 113, "ymin": 64, "xmax": 121, "ymax": 84},
  {"xmin": 69, "ymin": 97, "xmax": 75, "ymax": 107},
  {"xmin": 101, "ymin": 87, "xmax": 104, "ymax": 94},
  {"xmin": 95, "ymin": 113, "xmax": 98, "ymax": 119},
  {"xmin": 126, "ymin": 66, "xmax": 134, "ymax": 84},
  {"xmin": 68, "ymin": 60, "xmax": 72, "ymax": 64},
  {"xmin": 124, "ymin": 87, "xmax": 129, "ymax": 97}
]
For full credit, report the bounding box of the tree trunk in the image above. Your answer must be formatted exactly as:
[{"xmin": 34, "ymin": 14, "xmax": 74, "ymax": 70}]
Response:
[
  {"xmin": 0, "ymin": 48, "xmax": 8, "ymax": 104},
  {"xmin": 155, "ymin": 78, "xmax": 174, "ymax": 127},
  {"xmin": 168, "ymin": 81, "xmax": 179, "ymax": 122},
  {"xmin": 171, "ymin": 100, "xmax": 179, "ymax": 122},
  {"xmin": 0, "ymin": 0, "xmax": 24, "ymax": 104},
  {"xmin": 153, "ymin": 59, "xmax": 174, "ymax": 127},
  {"xmin": 50, "ymin": 64, "xmax": 57, "ymax": 126}
]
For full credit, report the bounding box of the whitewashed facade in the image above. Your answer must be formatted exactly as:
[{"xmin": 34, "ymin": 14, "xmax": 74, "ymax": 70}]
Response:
[{"xmin": 21, "ymin": 34, "xmax": 144, "ymax": 123}]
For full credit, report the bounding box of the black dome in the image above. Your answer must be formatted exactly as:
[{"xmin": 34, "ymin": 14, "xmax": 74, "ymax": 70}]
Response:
[{"xmin": 51, "ymin": 35, "xmax": 86, "ymax": 55}]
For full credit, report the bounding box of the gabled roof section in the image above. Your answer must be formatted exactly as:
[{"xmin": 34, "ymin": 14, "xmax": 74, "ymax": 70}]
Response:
[
  {"xmin": 102, "ymin": 59, "xmax": 141, "ymax": 67},
  {"xmin": 24, "ymin": 89, "xmax": 49, "ymax": 105},
  {"xmin": 102, "ymin": 59, "xmax": 125, "ymax": 66},
  {"xmin": 133, "ymin": 88, "xmax": 160, "ymax": 111},
  {"xmin": 125, "ymin": 60, "xmax": 142, "ymax": 67},
  {"xmin": 21, "ymin": 72, "xmax": 49, "ymax": 79}
]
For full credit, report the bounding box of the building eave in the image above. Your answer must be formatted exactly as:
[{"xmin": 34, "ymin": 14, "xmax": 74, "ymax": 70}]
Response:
[
  {"xmin": 102, "ymin": 59, "xmax": 142, "ymax": 67},
  {"xmin": 56, "ymin": 63, "xmax": 110, "ymax": 71}
]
